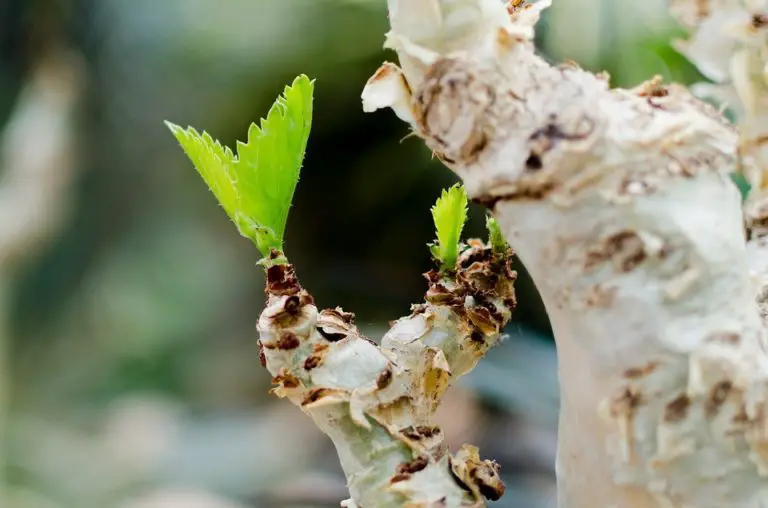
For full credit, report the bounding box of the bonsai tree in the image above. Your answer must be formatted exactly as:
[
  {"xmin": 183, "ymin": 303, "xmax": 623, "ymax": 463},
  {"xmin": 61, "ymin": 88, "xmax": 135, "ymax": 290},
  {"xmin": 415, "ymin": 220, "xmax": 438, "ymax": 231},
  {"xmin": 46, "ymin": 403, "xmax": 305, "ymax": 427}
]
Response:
[
  {"xmin": 168, "ymin": 76, "xmax": 516, "ymax": 506},
  {"xmin": 169, "ymin": 1, "xmax": 768, "ymax": 506}
]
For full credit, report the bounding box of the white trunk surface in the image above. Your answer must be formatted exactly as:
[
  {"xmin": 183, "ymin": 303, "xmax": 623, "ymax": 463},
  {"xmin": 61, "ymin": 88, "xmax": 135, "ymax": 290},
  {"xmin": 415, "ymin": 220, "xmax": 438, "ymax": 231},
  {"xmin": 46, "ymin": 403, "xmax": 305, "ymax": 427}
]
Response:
[{"xmin": 363, "ymin": 1, "xmax": 768, "ymax": 506}]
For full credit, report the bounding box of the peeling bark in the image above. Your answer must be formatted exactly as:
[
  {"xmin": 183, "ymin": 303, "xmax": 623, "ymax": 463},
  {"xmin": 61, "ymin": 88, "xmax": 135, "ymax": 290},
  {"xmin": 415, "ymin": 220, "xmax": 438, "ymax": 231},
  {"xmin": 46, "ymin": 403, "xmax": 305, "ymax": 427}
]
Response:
[
  {"xmin": 257, "ymin": 243, "xmax": 516, "ymax": 507},
  {"xmin": 363, "ymin": 0, "xmax": 768, "ymax": 506},
  {"xmin": 670, "ymin": 0, "xmax": 768, "ymax": 236}
]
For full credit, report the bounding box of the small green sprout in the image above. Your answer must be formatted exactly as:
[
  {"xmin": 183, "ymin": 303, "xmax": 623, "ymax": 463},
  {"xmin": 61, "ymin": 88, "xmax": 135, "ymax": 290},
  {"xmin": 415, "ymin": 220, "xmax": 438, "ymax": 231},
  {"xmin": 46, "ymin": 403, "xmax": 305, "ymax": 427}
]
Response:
[
  {"xmin": 486, "ymin": 216, "xmax": 508, "ymax": 255},
  {"xmin": 166, "ymin": 75, "xmax": 314, "ymax": 259},
  {"xmin": 429, "ymin": 184, "xmax": 468, "ymax": 272}
]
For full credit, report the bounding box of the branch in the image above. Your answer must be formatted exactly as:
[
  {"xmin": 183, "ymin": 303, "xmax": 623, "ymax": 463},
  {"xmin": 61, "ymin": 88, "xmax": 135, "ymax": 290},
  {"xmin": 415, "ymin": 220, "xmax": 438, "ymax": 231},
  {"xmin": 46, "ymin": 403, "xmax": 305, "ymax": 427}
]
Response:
[
  {"xmin": 257, "ymin": 241, "xmax": 516, "ymax": 507},
  {"xmin": 169, "ymin": 80, "xmax": 521, "ymax": 506},
  {"xmin": 363, "ymin": 1, "xmax": 768, "ymax": 506}
]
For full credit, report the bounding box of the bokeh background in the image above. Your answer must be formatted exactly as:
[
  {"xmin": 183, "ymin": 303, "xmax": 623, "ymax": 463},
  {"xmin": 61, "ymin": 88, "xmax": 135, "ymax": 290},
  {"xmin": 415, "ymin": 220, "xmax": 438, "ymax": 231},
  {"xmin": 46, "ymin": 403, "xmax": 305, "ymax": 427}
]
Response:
[{"xmin": 0, "ymin": 1, "xmax": 705, "ymax": 507}]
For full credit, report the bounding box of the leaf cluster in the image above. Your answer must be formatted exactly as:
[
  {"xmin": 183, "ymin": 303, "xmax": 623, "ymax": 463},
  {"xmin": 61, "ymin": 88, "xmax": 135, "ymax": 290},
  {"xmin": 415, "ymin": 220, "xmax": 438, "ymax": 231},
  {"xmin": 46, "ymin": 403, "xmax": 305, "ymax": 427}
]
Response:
[{"xmin": 167, "ymin": 75, "xmax": 314, "ymax": 258}]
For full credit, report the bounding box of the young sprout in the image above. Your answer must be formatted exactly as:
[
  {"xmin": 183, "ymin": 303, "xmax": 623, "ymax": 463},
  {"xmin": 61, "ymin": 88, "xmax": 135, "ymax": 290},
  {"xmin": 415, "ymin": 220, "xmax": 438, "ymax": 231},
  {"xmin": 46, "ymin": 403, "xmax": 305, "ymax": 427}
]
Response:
[
  {"xmin": 486, "ymin": 216, "xmax": 508, "ymax": 255},
  {"xmin": 166, "ymin": 75, "xmax": 314, "ymax": 261},
  {"xmin": 429, "ymin": 183, "xmax": 468, "ymax": 272}
]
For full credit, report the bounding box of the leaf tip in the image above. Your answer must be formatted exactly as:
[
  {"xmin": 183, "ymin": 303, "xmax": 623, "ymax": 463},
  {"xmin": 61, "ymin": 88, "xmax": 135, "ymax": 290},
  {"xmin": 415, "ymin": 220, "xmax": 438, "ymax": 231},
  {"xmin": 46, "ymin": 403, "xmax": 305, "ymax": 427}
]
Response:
[{"xmin": 165, "ymin": 120, "xmax": 187, "ymax": 140}]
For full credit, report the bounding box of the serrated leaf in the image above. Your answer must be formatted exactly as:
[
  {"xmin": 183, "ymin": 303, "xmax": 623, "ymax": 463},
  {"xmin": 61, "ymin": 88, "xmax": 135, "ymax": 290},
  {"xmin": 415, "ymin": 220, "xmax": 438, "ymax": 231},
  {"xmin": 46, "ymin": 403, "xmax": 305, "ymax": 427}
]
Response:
[
  {"xmin": 233, "ymin": 75, "xmax": 314, "ymax": 254},
  {"xmin": 167, "ymin": 74, "xmax": 314, "ymax": 257},
  {"xmin": 486, "ymin": 216, "xmax": 507, "ymax": 254},
  {"xmin": 429, "ymin": 184, "xmax": 468, "ymax": 271},
  {"xmin": 166, "ymin": 123, "xmax": 239, "ymax": 219}
]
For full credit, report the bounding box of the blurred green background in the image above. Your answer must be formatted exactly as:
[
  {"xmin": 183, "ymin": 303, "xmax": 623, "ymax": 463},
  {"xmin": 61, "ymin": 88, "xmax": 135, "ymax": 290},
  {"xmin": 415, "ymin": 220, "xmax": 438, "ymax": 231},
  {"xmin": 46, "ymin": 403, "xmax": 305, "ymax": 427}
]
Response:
[{"xmin": 0, "ymin": 1, "xmax": 703, "ymax": 507}]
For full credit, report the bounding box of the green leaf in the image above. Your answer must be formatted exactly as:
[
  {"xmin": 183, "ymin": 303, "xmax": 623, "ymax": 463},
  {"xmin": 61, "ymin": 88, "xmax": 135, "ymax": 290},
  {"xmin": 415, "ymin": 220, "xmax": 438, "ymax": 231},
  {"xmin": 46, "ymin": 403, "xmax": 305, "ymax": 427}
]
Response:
[
  {"xmin": 429, "ymin": 184, "xmax": 468, "ymax": 271},
  {"xmin": 486, "ymin": 216, "xmax": 507, "ymax": 255},
  {"xmin": 166, "ymin": 75, "xmax": 314, "ymax": 257},
  {"xmin": 165, "ymin": 124, "xmax": 239, "ymax": 219}
]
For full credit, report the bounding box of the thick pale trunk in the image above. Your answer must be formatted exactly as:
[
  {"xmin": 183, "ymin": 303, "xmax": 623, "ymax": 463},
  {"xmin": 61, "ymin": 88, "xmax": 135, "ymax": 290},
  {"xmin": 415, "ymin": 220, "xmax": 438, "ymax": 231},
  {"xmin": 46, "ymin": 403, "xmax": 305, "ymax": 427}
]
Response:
[
  {"xmin": 500, "ymin": 175, "xmax": 764, "ymax": 507},
  {"xmin": 363, "ymin": 0, "xmax": 768, "ymax": 506}
]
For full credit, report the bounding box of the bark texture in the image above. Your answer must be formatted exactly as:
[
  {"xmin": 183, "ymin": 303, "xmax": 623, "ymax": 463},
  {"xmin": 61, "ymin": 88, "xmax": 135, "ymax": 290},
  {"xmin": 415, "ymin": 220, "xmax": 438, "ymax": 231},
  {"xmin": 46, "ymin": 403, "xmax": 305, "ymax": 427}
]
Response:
[
  {"xmin": 670, "ymin": 0, "xmax": 768, "ymax": 235},
  {"xmin": 256, "ymin": 242, "xmax": 516, "ymax": 507},
  {"xmin": 363, "ymin": 1, "xmax": 768, "ymax": 507}
]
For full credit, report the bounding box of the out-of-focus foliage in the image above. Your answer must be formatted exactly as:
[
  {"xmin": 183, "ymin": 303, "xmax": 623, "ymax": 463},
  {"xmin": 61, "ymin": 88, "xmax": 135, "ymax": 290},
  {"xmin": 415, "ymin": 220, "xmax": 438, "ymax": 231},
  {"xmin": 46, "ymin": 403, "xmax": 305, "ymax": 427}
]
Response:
[{"xmin": 0, "ymin": 1, "xmax": 706, "ymax": 507}]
